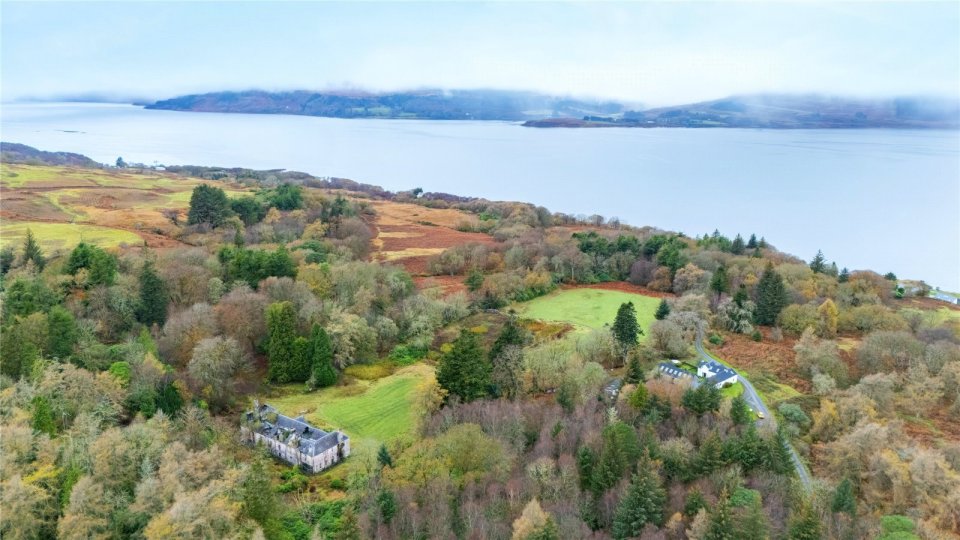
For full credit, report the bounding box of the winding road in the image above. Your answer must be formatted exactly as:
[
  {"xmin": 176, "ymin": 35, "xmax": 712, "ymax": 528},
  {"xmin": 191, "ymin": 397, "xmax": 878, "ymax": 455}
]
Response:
[{"xmin": 694, "ymin": 329, "xmax": 813, "ymax": 490}]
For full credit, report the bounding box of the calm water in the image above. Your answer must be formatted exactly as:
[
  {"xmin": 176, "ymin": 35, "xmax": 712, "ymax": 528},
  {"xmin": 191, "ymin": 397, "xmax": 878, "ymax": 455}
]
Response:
[{"xmin": 3, "ymin": 102, "xmax": 959, "ymax": 289}]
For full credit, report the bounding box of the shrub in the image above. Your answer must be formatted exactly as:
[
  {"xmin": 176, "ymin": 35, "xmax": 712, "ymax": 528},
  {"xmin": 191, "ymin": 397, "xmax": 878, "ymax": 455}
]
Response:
[
  {"xmin": 751, "ymin": 330, "xmax": 762, "ymax": 342},
  {"xmin": 708, "ymin": 333, "xmax": 724, "ymax": 346}
]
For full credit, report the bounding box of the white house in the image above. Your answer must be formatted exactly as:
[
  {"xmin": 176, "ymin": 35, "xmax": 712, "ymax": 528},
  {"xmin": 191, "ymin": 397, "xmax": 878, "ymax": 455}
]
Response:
[
  {"xmin": 242, "ymin": 402, "xmax": 350, "ymax": 473},
  {"xmin": 697, "ymin": 360, "xmax": 738, "ymax": 389}
]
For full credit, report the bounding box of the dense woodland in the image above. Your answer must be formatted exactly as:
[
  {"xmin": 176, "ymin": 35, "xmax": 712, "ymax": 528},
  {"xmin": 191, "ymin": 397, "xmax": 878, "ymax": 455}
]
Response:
[{"xmin": 1, "ymin": 155, "xmax": 958, "ymax": 540}]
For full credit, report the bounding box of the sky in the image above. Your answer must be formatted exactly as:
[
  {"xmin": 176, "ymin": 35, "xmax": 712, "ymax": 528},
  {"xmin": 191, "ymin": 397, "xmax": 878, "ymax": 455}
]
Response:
[{"xmin": 2, "ymin": 1, "xmax": 959, "ymax": 105}]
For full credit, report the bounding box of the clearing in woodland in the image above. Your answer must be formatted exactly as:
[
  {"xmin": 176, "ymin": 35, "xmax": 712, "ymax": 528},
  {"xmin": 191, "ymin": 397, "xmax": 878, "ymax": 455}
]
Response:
[
  {"xmin": 267, "ymin": 364, "xmax": 433, "ymax": 452},
  {"xmin": 513, "ymin": 287, "xmax": 659, "ymax": 339}
]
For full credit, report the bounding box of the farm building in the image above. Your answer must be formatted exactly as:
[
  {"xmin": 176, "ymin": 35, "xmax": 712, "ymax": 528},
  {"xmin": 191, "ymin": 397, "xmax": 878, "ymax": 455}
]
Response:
[
  {"xmin": 657, "ymin": 362, "xmax": 695, "ymax": 384},
  {"xmin": 242, "ymin": 402, "xmax": 350, "ymax": 473},
  {"xmin": 697, "ymin": 359, "xmax": 738, "ymax": 389}
]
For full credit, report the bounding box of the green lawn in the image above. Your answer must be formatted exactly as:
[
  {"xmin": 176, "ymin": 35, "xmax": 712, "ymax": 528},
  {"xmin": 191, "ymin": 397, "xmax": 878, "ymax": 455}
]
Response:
[
  {"xmin": 721, "ymin": 381, "xmax": 744, "ymax": 398},
  {"xmin": 268, "ymin": 364, "xmax": 432, "ymax": 453},
  {"xmin": 513, "ymin": 288, "xmax": 660, "ymax": 339}
]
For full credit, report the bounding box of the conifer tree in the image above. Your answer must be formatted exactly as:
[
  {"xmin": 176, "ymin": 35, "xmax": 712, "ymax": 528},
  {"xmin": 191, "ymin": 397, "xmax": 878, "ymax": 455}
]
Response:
[
  {"xmin": 838, "ymin": 267, "xmax": 850, "ymax": 283},
  {"xmin": 746, "ymin": 234, "xmax": 758, "ymax": 249},
  {"xmin": 755, "ymin": 262, "xmax": 788, "ymax": 326},
  {"xmin": 696, "ymin": 434, "xmax": 726, "ymax": 476},
  {"xmin": 767, "ymin": 426, "xmax": 795, "ymax": 475},
  {"xmin": 21, "ymin": 228, "xmax": 45, "ymax": 271},
  {"xmin": 377, "ymin": 443, "xmax": 393, "ymax": 468},
  {"xmin": 0, "ymin": 246, "xmax": 15, "ymax": 275},
  {"xmin": 654, "ymin": 298, "xmax": 671, "ymax": 320},
  {"xmin": 730, "ymin": 234, "xmax": 745, "ymax": 255},
  {"xmin": 242, "ymin": 458, "xmax": 280, "ymax": 530},
  {"xmin": 625, "ymin": 354, "xmax": 644, "ymax": 384},
  {"xmin": 612, "ymin": 302, "xmax": 642, "ymax": 358},
  {"xmin": 436, "ymin": 330, "xmax": 490, "ymax": 402},
  {"xmin": 730, "ymin": 394, "xmax": 752, "ymax": 425},
  {"xmin": 831, "ymin": 478, "xmax": 856, "ymax": 515},
  {"xmin": 734, "ymin": 492, "xmax": 770, "ymax": 540},
  {"xmin": 611, "ymin": 457, "xmax": 666, "ymax": 539},
  {"xmin": 788, "ymin": 499, "xmax": 822, "ymax": 540},
  {"xmin": 489, "ymin": 317, "xmax": 525, "ymax": 362},
  {"xmin": 710, "ymin": 265, "xmax": 729, "ymax": 302},
  {"xmin": 290, "ymin": 336, "xmax": 311, "ymax": 382},
  {"xmin": 705, "ymin": 490, "xmax": 735, "ymax": 540},
  {"xmin": 309, "ymin": 325, "xmax": 337, "ymax": 388},
  {"xmin": 809, "ymin": 250, "xmax": 827, "ymax": 273},
  {"xmin": 187, "ymin": 184, "xmax": 232, "ymax": 227},
  {"xmin": 758, "ymin": 237, "xmax": 767, "ymax": 248},
  {"xmin": 137, "ymin": 259, "xmax": 168, "ymax": 327},
  {"xmin": 266, "ymin": 301, "xmax": 298, "ymax": 383},
  {"xmin": 465, "ymin": 268, "xmax": 484, "ymax": 292}
]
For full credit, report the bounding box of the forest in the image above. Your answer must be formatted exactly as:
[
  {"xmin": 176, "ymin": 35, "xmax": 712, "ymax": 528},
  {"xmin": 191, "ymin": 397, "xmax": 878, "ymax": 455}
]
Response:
[{"xmin": 1, "ymin": 150, "xmax": 958, "ymax": 540}]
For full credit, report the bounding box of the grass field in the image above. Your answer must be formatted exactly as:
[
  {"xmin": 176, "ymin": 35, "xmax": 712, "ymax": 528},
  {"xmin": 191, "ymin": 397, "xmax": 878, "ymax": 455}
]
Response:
[
  {"xmin": 513, "ymin": 288, "xmax": 660, "ymax": 338},
  {"xmin": 268, "ymin": 364, "xmax": 432, "ymax": 453},
  {"xmin": 0, "ymin": 221, "xmax": 144, "ymax": 251}
]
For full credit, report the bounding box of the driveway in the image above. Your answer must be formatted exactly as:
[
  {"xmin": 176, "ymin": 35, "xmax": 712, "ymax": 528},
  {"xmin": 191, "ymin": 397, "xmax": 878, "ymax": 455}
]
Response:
[{"xmin": 694, "ymin": 329, "xmax": 813, "ymax": 490}]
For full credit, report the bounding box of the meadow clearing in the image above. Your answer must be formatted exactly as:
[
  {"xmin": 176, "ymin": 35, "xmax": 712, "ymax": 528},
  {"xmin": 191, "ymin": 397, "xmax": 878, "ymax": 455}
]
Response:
[{"xmin": 513, "ymin": 287, "xmax": 660, "ymax": 338}]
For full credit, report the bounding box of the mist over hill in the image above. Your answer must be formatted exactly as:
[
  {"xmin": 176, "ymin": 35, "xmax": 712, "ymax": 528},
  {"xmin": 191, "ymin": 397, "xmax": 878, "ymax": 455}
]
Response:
[
  {"xmin": 146, "ymin": 89, "xmax": 626, "ymax": 121},
  {"xmin": 527, "ymin": 94, "xmax": 960, "ymax": 129}
]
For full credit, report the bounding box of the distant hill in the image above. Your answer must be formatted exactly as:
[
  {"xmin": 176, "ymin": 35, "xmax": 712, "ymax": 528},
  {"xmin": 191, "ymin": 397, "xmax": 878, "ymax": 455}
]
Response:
[
  {"xmin": 525, "ymin": 94, "xmax": 960, "ymax": 129},
  {"xmin": 0, "ymin": 142, "xmax": 101, "ymax": 167},
  {"xmin": 146, "ymin": 89, "xmax": 625, "ymax": 121}
]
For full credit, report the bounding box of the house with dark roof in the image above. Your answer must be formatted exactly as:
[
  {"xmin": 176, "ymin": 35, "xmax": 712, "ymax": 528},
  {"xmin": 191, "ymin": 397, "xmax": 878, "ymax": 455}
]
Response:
[
  {"xmin": 657, "ymin": 362, "xmax": 695, "ymax": 384},
  {"xmin": 242, "ymin": 402, "xmax": 350, "ymax": 473},
  {"xmin": 696, "ymin": 359, "xmax": 738, "ymax": 389}
]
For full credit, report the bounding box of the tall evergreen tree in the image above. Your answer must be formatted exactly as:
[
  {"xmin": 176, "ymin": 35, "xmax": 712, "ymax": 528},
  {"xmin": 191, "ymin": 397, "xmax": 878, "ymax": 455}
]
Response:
[
  {"xmin": 266, "ymin": 302, "xmax": 299, "ymax": 383},
  {"xmin": 705, "ymin": 491, "xmax": 735, "ymax": 540},
  {"xmin": 592, "ymin": 422, "xmax": 643, "ymax": 492},
  {"xmin": 787, "ymin": 499, "xmax": 822, "ymax": 540},
  {"xmin": 611, "ymin": 457, "xmax": 666, "ymax": 539},
  {"xmin": 289, "ymin": 337, "xmax": 311, "ymax": 382},
  {"xmin": 187, "ymin": 184, "xmax": 232, "ymax": 227},
  {"xmin": 730, "ymin": 394, "xmax": 752, "ymax": 425},
  {"xmin": 767, "ymin": 426, "xmax": 795, "ymax": 475},
  {"xmin": 654, "ymin": 298, "xmax": 671, "ymax": 320},
  {"xmin": 309, "ymin": 325, "xmax": 337, "ymax": 388},
  {"xmin": 682, "ymin": 384, "xmax": 721, "ymax": 416},
  {"xmin": 809, "ymin": 250, "xmax": 827, "ymax": 273},
  {"xmin": 21, "ymin": 228, "xmax": 45, "ymax": 271},
  {"xmin": 436, "ymin": 330, "xmax": 490, "ymax": 402},
  {"xmin": 625, "ymin": 355, "xmax": 644, "ymax": 384},
  {"xmin": 746, "ymin": 234, "xmax": 758, "ymax": 249},
  {"xmin": 242, "ymin": 458, "xmax": 280, "ymax": 531},
  {"xmin": 734, "ymin": 492, "xmax": 770, "ymax": 540},
  {"xmin": 755, "ymin": 262, "xmax": 788, "ymax": 326},
  {"xmin": 838, "ymin": 267, "xmax": 850, "ymax": 283},
  {"xmin": 612, "ymin": 302, "xmax": 642, "ymax": 357},
  {"xmin": 831, "ymin": 478, "xmax": 857, "ymax": 515},
  {"xmin": 730, "ymin": 234, "xmax": 746, "ymax": 255},
  {"xmin": 758, "ymin": 237, "xmax": 768, "ymax": 248},
  {"xmin": 46, "ymin": 306, "xmax": 77, "ymax": 359},
  {"xmin": 137, "ymin": 259, "xmax": 168, "ymax": 327},
  {"xmin": 0, "ymin": 246, "xmax": 15, "ymax": 275},
  {"xmin": 710, "ymin": 265, "xmax": 730, "ymax": 302}
]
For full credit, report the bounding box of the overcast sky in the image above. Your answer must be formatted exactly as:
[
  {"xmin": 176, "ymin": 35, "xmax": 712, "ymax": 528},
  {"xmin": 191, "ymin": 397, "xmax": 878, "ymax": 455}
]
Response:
[{"xmin": 3, "ymin": 1, "xmax": 958, "ymax": 105}]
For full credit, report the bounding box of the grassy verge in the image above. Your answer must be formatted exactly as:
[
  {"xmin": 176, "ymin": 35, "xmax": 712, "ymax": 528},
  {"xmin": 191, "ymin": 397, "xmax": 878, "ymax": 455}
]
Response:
[{"xmin": 513, "ymin": 288, "xmax": 659, "ymax": 338}]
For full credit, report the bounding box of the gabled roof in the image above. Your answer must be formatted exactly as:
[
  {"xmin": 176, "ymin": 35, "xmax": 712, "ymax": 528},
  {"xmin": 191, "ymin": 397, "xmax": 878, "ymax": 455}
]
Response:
[
  {"xmin": 698, "ymin": 359, "xmax": 737, "ymax": 381},
  {"xmin": 247, "ymin": 404, "xmax": 347, "ymax": 456},
  {"xmin": 658, "ymin": 362, "xmax": 691, "ymax": 378}
]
